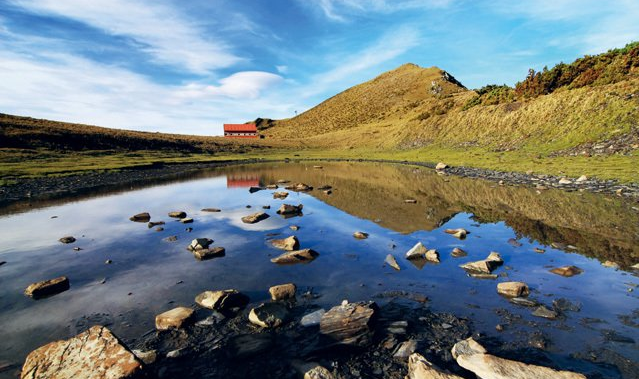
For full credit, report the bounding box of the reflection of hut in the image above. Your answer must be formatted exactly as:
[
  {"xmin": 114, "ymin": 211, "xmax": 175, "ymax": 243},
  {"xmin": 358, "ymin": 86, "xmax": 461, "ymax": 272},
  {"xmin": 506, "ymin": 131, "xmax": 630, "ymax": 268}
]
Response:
[{"xmin": 226, "ymin": 173, "xmax": 260, "ymax": 188}]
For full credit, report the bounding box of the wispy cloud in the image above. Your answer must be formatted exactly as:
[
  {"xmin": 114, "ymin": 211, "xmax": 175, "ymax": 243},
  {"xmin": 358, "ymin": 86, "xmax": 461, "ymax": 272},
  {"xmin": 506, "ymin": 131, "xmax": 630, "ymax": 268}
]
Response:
[
  {"xmin": 177, "ymin": 72, "xmax": 283, "ymax": 100},
  {"xmin": 312, "ymin": 0, "xmax": 454, "ymax": 22},
  {"xmin": 10, "ymin": 0, "xmax": 242, "ymax": 73}
]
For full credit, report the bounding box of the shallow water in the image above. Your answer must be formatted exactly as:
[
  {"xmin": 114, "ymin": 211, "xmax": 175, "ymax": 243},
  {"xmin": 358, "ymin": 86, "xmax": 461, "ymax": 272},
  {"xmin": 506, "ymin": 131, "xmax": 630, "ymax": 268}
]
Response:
[{"xmin": 0, "ymin": 161, "xmax": 638, "ymax": 377}]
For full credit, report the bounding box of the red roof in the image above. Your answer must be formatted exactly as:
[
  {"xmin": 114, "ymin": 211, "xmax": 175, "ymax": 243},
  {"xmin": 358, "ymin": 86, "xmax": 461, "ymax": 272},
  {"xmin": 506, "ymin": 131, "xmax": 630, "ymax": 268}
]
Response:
[{"xmin": 224, "ymin": 123, "xmax": 257, "ymax": 132}]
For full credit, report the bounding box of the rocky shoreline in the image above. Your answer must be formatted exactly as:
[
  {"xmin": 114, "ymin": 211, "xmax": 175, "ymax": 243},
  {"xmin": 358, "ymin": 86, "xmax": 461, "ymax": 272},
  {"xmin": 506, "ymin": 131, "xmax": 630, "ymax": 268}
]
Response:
[{"xmin": 1, "ymin": 157, "xmax": 638, "ymax": 209}]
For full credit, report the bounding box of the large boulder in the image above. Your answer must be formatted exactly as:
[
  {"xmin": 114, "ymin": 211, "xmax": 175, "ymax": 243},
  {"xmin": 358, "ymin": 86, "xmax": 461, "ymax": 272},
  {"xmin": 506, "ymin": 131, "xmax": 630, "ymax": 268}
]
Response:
[
  {"xmin": 195, "ymin": 290, "xmax": 249, "ymax": 312},
  {"xmin": 320, "ymin": 301, "xmax": 378, "ymax": 347},
  {"xmin": 451, "ymin": 338, "xmax": 585, "ymax": 379},
  {"xmin": 271, "ymin": 249, "xmax": 319, "ymax": 264},
  {"xmin": 21, "ymin": 325, "xmax": 143, "ymax": 379},
  {"xmin": 406, "ymin": 353, "xmax": 464, "ymax": 379},
  {"xmin": 25, "ymin": 276, "xmax": 69, "ymax": 299},
  {"xmin": 155, "ymin": 307, "xmax": 194, "ymax": 330}
]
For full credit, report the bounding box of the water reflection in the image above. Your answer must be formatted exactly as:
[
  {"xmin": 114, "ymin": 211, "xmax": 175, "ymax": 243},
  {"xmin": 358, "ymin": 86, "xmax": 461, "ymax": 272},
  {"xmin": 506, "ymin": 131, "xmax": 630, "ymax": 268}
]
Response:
[{"xmin": 0, "ymin": 162, "xmax": 637, "ymax": 377}]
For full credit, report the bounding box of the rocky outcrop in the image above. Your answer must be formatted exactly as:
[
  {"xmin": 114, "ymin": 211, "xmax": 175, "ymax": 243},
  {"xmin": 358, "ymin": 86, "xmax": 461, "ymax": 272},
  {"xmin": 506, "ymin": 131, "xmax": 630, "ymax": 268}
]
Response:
[
  {"xmin": 155, "ymin": 307, "xmax": 194, "ymax": 330},
  {"xmin": 406, "ymin": 353, "xmax": 464, "ymax": 379},
  {"xmin": 24, "ymin": 276, "xmax": 69, "ymax": 299},
  {"xmin": 451, "ymin": 338, "xmax": 585, "ymax": 379},
  {"xmin": 271, "ymin": 249, "xmax": 319, "ymax": 264},
  {"xmin": 320, "ymin": 301, "xmax": 379, "ymax": 346},
  {"xmin": 21, "ymin": 326, "xmax": 143, "ymax": 379}
]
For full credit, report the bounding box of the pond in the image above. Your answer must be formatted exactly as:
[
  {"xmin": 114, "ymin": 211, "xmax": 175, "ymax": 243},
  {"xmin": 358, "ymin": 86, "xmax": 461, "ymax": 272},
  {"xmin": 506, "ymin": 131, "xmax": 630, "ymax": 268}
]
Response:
[{"xmin": 0, "ymin": 161, "xmax": 637, "ymax": 377}]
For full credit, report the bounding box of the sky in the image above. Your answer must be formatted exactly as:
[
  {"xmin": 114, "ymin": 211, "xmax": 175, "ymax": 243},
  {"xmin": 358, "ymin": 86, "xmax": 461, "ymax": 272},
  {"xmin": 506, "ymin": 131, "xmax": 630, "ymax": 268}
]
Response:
[{"xmin": 0, "ymin": 0, "xmax": 638, "ymax": 136}]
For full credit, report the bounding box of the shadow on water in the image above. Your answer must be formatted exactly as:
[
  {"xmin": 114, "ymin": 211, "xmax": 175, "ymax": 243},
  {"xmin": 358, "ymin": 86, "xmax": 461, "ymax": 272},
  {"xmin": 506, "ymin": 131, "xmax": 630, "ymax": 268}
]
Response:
[{"xmin": 0, "ymin": 161, "xmax": 637, "ymax": 378}]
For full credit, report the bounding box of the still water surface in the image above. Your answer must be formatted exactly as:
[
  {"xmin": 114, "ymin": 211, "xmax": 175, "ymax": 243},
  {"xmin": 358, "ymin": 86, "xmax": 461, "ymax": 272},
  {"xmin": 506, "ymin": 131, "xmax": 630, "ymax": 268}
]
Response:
[{"xmin": 0, "ymin": 162, "xmax": 637, "ymax": 376}]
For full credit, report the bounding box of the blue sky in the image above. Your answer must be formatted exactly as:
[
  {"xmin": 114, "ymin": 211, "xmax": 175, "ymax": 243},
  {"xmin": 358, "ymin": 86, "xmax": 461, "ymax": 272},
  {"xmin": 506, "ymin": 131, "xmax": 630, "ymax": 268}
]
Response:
[{"xmin": 0, "ymin": 0, "xmax": 638, "ymax": 135}]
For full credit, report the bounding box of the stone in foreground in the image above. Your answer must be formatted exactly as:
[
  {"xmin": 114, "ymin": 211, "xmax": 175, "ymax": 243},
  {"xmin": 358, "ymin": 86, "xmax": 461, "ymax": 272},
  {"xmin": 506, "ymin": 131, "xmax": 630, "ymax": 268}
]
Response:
[
  {"xmin": 248, "ymin": 303, "xmax": 289, "ymax": 328},
  {"xmin": 550, "ymin": 266, "xmax": 583, "ymax": 277},
  {"xmin": 241, "ymin": 212, "xmax": 270, "ymax": 224},
  {"xmin": 195, "ymin": 289, "xmax": 249, "ymax": 312},
  {"xmin": 406, "ymin": 353, "xmax": 464, "ymax": 379},
  {"xmin": 271, "ymin": 236, "xmax": 299, "ymax": 251},
  {"xmin": 21, "ymin": 325, "xmax": 142, "ymax": 379},
  {"xmin": 320, "ymin": 301, "xmax": 379, "ymax": 346},
  {"xmin": 25, "ymin": 276, "xmax": 70, "ymax": 299},
  {"xmin": 155, "ymin": 306, "xmax": 194, "ymax": 330},
  {"xmin": 304, "ymin": 365, "xmax": 334, "ymax": 379},
  {"xmin": 451, "ymin": 338, "xmax": 585, "ymax": 379},
  {"xmin": 269, "ymin": 283, "xmax": 296, "ymax": 301},
  {"xmin": 271, "ymin": 249, "xmax": 319, "ymax": 264},
  {"xmin": 497, "ymin": 282, "xmax": 529, "ymax": 298}
]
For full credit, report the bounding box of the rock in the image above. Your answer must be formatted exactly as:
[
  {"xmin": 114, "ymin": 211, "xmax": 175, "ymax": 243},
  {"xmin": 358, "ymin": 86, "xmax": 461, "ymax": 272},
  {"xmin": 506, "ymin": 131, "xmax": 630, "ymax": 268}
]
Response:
[
  {"xmin": 201, "ymin": 208, "xmax": 221, "ymax": 212},
  {"xmin": 406, "ymin": 242, "xmax": 428, "ymax": 260},
  {"xmin": 444, "ymin": 228, "xmax": 467, "ymax": 239},
  {"xmin": 166, "ymin": 348, "xmax": 185, "ymax": 359},
  {"xmin": 249, "ymin": 186, "xmax": 264, "ymax": 193},
  {"xmin": 188, "ymin": 238, "xmax": 213, "ymax": 251},
  {"xmin": 451, "ymin": 247, "xmax": 467, "ymax": 257},
  {"xmin": 553, "ymin": 298, "xmax": 581, "ymax": 312},
  {"xmin": 168, "ymin": 211, "xmax": 186, "ymax": 218},
  {"xmin": 269, "ymin": 283, "xmax": 296, "ymax": 300},
  {"xmin": 132, "ymin": 349, "xmax": 157, "ymax": 365},
  {"xmin": 105, "ymin": 259, "xmax": 112, "ymax": 264},
  {"xmin": 394, "ymin": 340, "xmax": 418, "ymax": 360},
  {"xmin": 301, "ymin": 309, "xmax": 326, "ymax": 327},
  {"xmin": 195, "ymin": 290, "xmax": 249, "ymax": 311},
  {"xmin": 163, "ymin": 235, "xmax": 178, "ymax": 242},
  {"xmin": 509, "ymin": 297, "xmax": 538, "ymax": 307},
  {"xmin": 602, "ymin": 260, "xmax": 619, "ymax": 269},
  {"xmin": 242, "ymin": 212, "xmax": 270, "ymax": 224},
  {"xmin": 248, "ymin": 303, "xmax": 289, "ymax": 328},
  {"xmin": 533, "ymin": 247, "xmax": 545, "ymax": 253},
  {"xmin": 435, "ymin": 162, "xmax": 448, "ymax": 170},
  {"xmin": 262, "ymin": 205, "xmax": 271, "ymax": 209},
  {"xmin": 192, "ymin": 247, "xmax": 225, "ymax": 260},
  {"xmin": 460, "ymin": 252, "xmax": 503, "ymax": 274},
  {"xmin": 285, "ymin": 183, "xmax": 313, "ymax": 191},
  {"xmin": 271, "ymin": 249, "xmax": 319, "ymax": 264},
  {"xmin": 452, "ymin": 338, "xmax": 585, "ymax": 379},
  {"xmin": 313, "ymin": 165, "xmax": 323, "ymax": 169},
  {"xmin": 550, "ymin": 266, "xmax": 583, "ymax": 277},
  {"xmin": 558, "ymin": 178, "xmax": 572, "ymax": 185},
  {"xmin": 180, "ymin": 217, "xmax": 193, "ymax": 223},
  {"xmin": 21, "ymin": 326, "xmax": 142, "ymax": 379},
  {"xmin": 320, "ymin": 301, "xmax": 379, "ymax": 346},
  {"xmin": 507, "ymin": 238, "xmax": 523, "ymax": 247},
  {"xmin": 266, "ymin": 184, "xmax": 278, "ymax": 189},
  {"xmin": 532, "ymin": 306, "xmax": 558, "ymax": 319},
  {"xmin": 271, "ymin": 236, "xmax": 299, "ymax": 251},
  {"xmin": 129, "ymin": 212, "xmax": 150, "ymax": 222},
  {"xmin": 276, "ymin": 204, "xmax": 303, "ymax": 215},
  {"xmin": 304, "ymin": 365, "xmax": 334, "ymax": 379},
  {"xmin": 59, "ymin": 236, "xmax": 76, "ymax": 244},
  {"xmin": 155, "ymin": 306, "xmax": 194, "ymax": 330},
  {"xmin": 273, "ymin": 191, "xmax": 289, "ymax": 199},
  {"xmin": 451, "ymin": 337, "xmax": 487, "ymax": 359},
  {"xmin": 406, "ymin": 353, "xmax": 464, "ymax": 379},
  {"xmin": 497, "ymin": 282, "xmax": 530, "ymax": 297},
  {"xmin": 353, "ymin": 231, "xmax": 369, "ymax": 239},
  {"xmin": 385, "ymin": 254, "xmax": 401, "ymax": 270},
  {"xmin": 575, "ymin": 175, "xmax": 588, "ymax": 183},
  {"xmin": 323, "ymin": 190, "xmax": 332, "ymax": 195},
  {"xmin": 405, "ymin": 199, "xmax": 417, "ymax": 203},
  {"xmin": 469, "ymin": 273, "xmax": 498, "ymax": 279},
  {"xmin": 148, "ymin": 221, "xmax": 165, "ymax": 228},
  {"xmin": 290, "ymin": 225, "xmax": 300, "ymax": 231},
  {"xmin": 425, "ymin": 249, "xmax": 440, "ymax": 263},
  {"xmin": 25, "ymin": 276, "xmax": 70, "ymax": 298}
]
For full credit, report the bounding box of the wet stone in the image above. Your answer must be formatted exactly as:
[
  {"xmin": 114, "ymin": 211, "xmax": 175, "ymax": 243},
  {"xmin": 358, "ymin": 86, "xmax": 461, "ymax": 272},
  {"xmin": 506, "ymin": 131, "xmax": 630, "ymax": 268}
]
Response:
[
  {"xmin": 532, "ymin": 305, "xmax": 559, "ymax": 319},
  {"xmin": 497, "ymin": 282, "xmax": 530, "ymax": 298},
  {"xmin": 319, "ymin": 301, "xmax": 379, "ymax": 347},
  {"xmin": 242, "ymin": 212, "xmax": 270, "ymax": 224},
  {"xmin": 58, "ymin": 236, "xmax": 76, "ymax": 244},
  {"xmin": 385, "ymin": 254, "xmax": 401, "ymax": 271},
  {"xmin": 301, "ymin": 309, "xmax": 326, "ymax": 327},
  {"xmin": 509, "ymin": 297, "xmax": 538, "ymax": 307},
  {"xmin": 273, "ymin": 191, "xmax": 289, "ymax": 199},
  {"xmin": 271, "ymin": 249, "xmax": 319, "ymax": 264},
  {"xmin": 451, "ymin": 247, "xmax": 467, "ymax": 257},
  {"xmin": 192, "ymin": 247, "xmax": 225, "ymax": 260},
  {"xmin": 353, "ymin": 231, "xmax": 369, "ymax": 239},
  {"xmin": 168, "ymin": 211, "xmax": 186, "ymax": 218},
  {"xmin": 271, "ymin": 235, "xmax": 299, "ymax": 251},
  {"xmin": 269, "ymin": 283, "xmax": 296, "ymax": 301},
  {"xmin": 277, "ymin": 204, "xmax": 303, "ymax": 215},
  {"xmin": 155, "ymin": 307, "xmax": 195, "ymax": 330},
  {"xmin": 248, "ymin": 302, "xmax": 289, "ymax": 328},
  {"xmin": 129, "ymin": 212, "xmax": 151, "ymax": 222},
  {"xmin": 195, "ymin": 290, "xmax": 249, "ymax": 312},
  {"xmin": 25, "ymin": 276, "xmax": 70, "ymax": 299}
]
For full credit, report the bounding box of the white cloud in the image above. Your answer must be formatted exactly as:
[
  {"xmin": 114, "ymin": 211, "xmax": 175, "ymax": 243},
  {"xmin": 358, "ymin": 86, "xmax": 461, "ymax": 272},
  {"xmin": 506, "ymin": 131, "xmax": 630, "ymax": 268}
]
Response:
[
  {"xmin": 177, "ymin": 71, "xmax": 283, "ymax": 100},
  {"xmin": 10, "ymin": 0, "xmax": 242, "ymax": 73},
  {"xmin": 276, "ymin": 65, "xmax": 289, "ymax": 74},
  {"xmin": 311, "ymin": 0, "xmax": 454, "ymax": 22}
]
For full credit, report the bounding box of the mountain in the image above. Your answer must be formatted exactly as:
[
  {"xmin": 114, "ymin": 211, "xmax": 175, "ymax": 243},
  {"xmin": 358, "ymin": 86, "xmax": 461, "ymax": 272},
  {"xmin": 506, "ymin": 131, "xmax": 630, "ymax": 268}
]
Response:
[{"xmin": 263, "ymin": 43, "xmax": 639, "ymax": 156}]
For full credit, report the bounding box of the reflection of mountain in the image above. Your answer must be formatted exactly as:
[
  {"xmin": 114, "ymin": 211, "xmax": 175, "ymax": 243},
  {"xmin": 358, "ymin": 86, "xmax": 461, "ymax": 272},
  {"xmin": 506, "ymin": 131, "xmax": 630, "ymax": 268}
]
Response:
[{"xmin": 221, "ymin": 162, "xmax": 639, "ymax": 268}]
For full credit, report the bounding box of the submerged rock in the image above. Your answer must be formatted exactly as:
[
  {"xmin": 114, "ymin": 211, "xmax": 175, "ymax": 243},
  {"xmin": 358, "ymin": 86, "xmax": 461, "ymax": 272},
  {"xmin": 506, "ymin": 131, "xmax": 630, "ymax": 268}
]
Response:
[
  {"xmin": 269, "ymin": 283, "xmax": 296, "ymax": 301},
  {"xmin": 25, "ymin": 276, "xmax": 70, "ymax": 299},
  {"xmin": 497, "ymin": 282, "xmax": 530, "ymax": 297},
  {"xmin": 509, "ymin": 297, "xmax": 538, "ymax": 307},
  {"xmin": 58, "ymin": 236, "xmax": 76, "ymax": 244},
  {"xmin": 155, "ymin": 306, "xmax": 194, "ymax": 330},
  {"xmin": 129, "ymin": 212, "xmax": 150, "ymax": 222},
  {"xmin": 407, "ymin": 353, "xmax": 464, "ymax": 379},
  {"xmin": 550, "ymin": 266, "xmax": 583, "ymax": 277},
  {"xmin": 21, "ymin": 326, "xmax": 143, "ymax": 379},
  {"xmin": 201, "ymin": 208, "xmax": 221, "ymax": 212},
  {"xmin": 168, "ymin": 211, "xmax": 187, "ymax": 218},
  {"xmin": 532, "ymin": 306, "xmax": 559, "ymax": 319},
  {"xmin": 248, "ymin": 303, "xmax": 289, "ymax": 328},
  {"xmin": 320, "ymin": 301, "xmax": 379, "ymax": 346},
  {"xmin": 242, "ymin": 212, "xmax": 270, "ymax": 224},
  {"xmin": 271, "ymin": 236, "xmax": 299, "ymax": 251},
  {"xmin": 271, "ymin": 249, "xmax": 319, "ymax": 264},
  {"xmin": 195, "ymin": 290, "xmax": 249, "ymax": 312},
  {"xmin": 385, "ymin": 254, "xmax": 401, "ymax": 270}
]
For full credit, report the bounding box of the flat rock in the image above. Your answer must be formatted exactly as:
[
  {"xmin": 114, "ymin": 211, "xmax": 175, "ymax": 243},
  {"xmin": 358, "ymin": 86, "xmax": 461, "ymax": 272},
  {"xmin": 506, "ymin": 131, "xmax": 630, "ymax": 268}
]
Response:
[
  {"xmin": 451, "ymin": 247, "xmax": 467, "ymax": 257},
  {"xmin": 385, "ymin": 254, "xmax": 401, "ymax": 270},
  {"xmin": 276, "ymin": 204, "xmax": 303, "ymax": 215},
  {"xmin": 532, "ymin": 306, "xmax": 558, "ymax": 319},
  {"xmin": 242, "ymin": 212, "xmax": 270, "ymax": 224},
  {"xmin": 461, "ymin": 252, "xmax": 503, "ymax": 274},
  {"xmin": 192, "ymin": 247, "xmax": 225, "ymax": 260},
  {"xmin": 25, "ymin": 276, "xmax": 69, "ymax": 299},
  {"xmin": 148, "ymin": 221, "xmax": 165, "ymax": 228},
  {"xmin": 407, "ymin": 353, "xmax": 464, "ymax": 379},
  {"xmin": 248, "ymin": 303, "xmax": 289, "ymax": 328},
  {"xmin": 168, "ymin": 211, "xmax": 186, "ymax": 218},
  {"xmin": 550, "ymin": 266, "xmax": 583, "ymax": 277},
  {"xmin": 129, "ymin": 212, "xmax": 150, "ymax": 222},
  {"xmin": 155, "ymin": 306, "xmax": 194, "ymax": 330},
  {"xmin": 301, "ymin": 309, "xmax": 326, "ymax": 327},
  {"xmin": 320, "ymin": 301, "xmax": 379, "ymax": 346},
  {"xmin": 201, "ymin": 208, "xmax": 221, "ymax": 212},
  {"xmin": 59, "ymin": 236, "xmax": 76, "ymax": 244},
  {"xmin": 394, "ymin": 340, "xmax": 418, "ymax": 360},
  {"xmin": 509, "ymin": 297, "xmax": 538, "ymax": 307},
  {"xmin": 180, "ymin": 217, "xmax": 193, "ymax": 223},
  {"xmin": 271, "ymin": 236, "xmax": 299, "ymax": 251},
  {"xmin": 353, "ymin": 231, "xmax": 369, "ymax": 239},
  {"xmin": 195, "ymin": 289, "xmax": 249, "ymax": 311},
  {"xmin": 273, "ymin": 191, "xmax": 289, "ymax": 199},
  {"xmin": 21, "ymin": 326, "xmax": 142, "ymax": 379},
  {"xmin": 271, "ymin": 249, "xmax": 319, "ymax": 264},
  {"xmin": 187, "ymin": 238, "xmax": 213, "ymax": 251},
  {"xmin": 497, "ymin": 282, "xmax": 529, "ymax": 297},
  {"xmin": 269, "ymin": 283, "xmax": 296, "ymax": 300}
]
